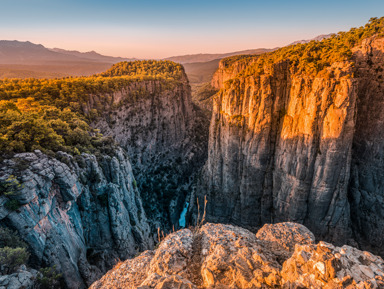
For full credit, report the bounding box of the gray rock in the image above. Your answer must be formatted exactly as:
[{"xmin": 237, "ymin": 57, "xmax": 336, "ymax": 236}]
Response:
[
  {"xmin": 85, "ymin": 76, "xmax": 209, "ymax": 230},
  {"xmin": 0, "ymin": 148, "xmax": 153, "ymax": 288},
  {"xmin": 0, "ymin": 271, "xmax": 35, "ymax": 289}
]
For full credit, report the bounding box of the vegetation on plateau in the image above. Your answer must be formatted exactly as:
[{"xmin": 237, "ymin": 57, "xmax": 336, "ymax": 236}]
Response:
[
  {"xmin": 221, "ymin": 17, "xmax": 384, "ymax": 78},
  {"xmin": 100, "ymin": 60, "xmax": 185, "ymax": 80},
  {"xmin": 0, "ymin": 60, "xmax": 184, "ymax": 156}
]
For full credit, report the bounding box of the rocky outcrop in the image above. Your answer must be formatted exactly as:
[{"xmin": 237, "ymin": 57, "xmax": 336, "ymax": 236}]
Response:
[
  {"xmin": 90, "ymin": 222, "xmax": 384, "ymax": 289},
  {"xmin": 0, "ymin": 149, "xmax": 153, "ymax": 288},
  {"xmin": 0, "ymin": 269, "xmax": 36, "ymax": 289},
  {"xmin": 198, "ymin": 36, "xmax": 384, "ymax": 255},
  {"xmin": 87, "ymin": 74, "xmax": 208, "ymax": 230}
]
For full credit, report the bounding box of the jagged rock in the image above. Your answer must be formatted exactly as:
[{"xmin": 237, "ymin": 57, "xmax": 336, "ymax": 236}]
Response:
[
  {"xmin": 198, "ymin": 36, "xmax": 384, "ymax": 256},
  {"xmin": 256, "ymin": 222, "xmax": 315, "ymax": 263},
  {"xmin": 198, "ymin": 223, "xmax": 281, "ymax": 288},
  {"xmin": 281, "ymin": 241, "xmax": 384, "ymax": 288},
  {"xmin": 256, "ymin": 222, "xmax": 315, "ymax": 252},
  {"xmin": 0, "ymin": 270, "xmax": 36, "ymax": 289},
  {"xmin": 139, "ymin": 274, "xmax": 197, "ymax": 289},
  {"xmin": 0, "ymin": 148, "xmax": 153, "ymax": 288},
  {"xmin": 91, "ymin": 222, "xmax": 384, "ymax": 289}
]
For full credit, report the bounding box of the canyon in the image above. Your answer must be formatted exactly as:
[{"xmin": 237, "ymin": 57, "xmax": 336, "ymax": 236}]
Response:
[
  {"xmin": 0, "ymin": 18, "xmax": 384, "ymax": 288},
  {"xmin": 0, "ymin": 63, "xmax": 208, "ymax": 288}
]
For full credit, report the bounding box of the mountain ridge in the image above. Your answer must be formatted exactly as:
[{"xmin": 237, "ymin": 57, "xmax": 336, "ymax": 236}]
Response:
[{"xmin": 0, "ymin": 40, "xmax": 135, "ymax": 64}]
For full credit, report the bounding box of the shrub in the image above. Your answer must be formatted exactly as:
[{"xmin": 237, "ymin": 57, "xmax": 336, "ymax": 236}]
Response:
[
  {"xmin": 0, "ymin": 227, "xmax": 27, "ymax": 249},
  {"xmin": 5, "ymin": 199, "xmax": 21, "ymax": 211},
  {"xmin": 0, "ymin": 175, "xmax": 22, "ymax": 196},
  {"xmin": 0, "ymin": 246, "xmax": 29, "ymax": 274},
  {"xmin": 36, "ymin": 265, "xmax": 63, "ymax": 289}
]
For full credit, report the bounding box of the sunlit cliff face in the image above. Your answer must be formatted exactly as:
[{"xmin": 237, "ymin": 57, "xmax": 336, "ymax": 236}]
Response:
[{"xmin": 197, "ymin": 22, "xmax": 384, "ymax": 258}]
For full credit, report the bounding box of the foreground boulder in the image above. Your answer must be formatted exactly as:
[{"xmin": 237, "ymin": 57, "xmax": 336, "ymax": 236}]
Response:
[{"xmin": 90, "ymin": 222, "xmax": 384, "ymax": 289}]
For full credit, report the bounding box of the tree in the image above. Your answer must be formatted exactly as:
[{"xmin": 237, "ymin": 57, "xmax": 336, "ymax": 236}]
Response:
[{"xmin": 0, "ymin": 247, "xmax": 30, "ymax": 274}]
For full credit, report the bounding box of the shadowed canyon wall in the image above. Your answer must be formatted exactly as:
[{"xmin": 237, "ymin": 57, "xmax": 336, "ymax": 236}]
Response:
[
  {"xmin": 86, "ymin": 73, "xmax": 208, "ymax": 229},
  {"xmin": 0, "ymin": 149, "xmax": 153, "ymax": 288},
  {"xmin": 0, "ymin": 68, "xmax": 208, "ymax": 287}
]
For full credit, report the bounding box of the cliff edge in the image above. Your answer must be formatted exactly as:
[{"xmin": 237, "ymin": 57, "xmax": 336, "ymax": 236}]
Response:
[{"xmin": 90, "ymin": 222, "xmax": 384, "ymax": 289}]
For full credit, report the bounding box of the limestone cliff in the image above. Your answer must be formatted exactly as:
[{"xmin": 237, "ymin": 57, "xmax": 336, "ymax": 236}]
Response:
[
  {"xmin": 0, "ymin": 148, "xmax": 153, "ymax": 288},
  {"xmin": 197, "ymin": 35, "xmax": 384, "ymax": 255},
  {"xmin": 349, "ymin": 37, "xmax": 384, "ymax": 256},
  {"xmin": 90, "ymin": 222, "xmax": 384, "ymax": 289},
  {"xmin": 85, "ymin": 74, "xmax": 208, "ymax": 229},
  {"xmin": 0, "ymin": 61, "xmax": 208, "ymax": 287}
]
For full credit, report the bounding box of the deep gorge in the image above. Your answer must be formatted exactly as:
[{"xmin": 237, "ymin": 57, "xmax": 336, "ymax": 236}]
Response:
[{"xmin": 1, "ymin": 18, "xmax": 384, "ymax": 288}]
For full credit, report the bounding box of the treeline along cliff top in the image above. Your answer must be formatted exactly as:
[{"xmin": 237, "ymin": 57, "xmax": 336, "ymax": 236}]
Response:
[{"xmin": 0, "ymin": 60, "xmax": 185, "ymax": 156}]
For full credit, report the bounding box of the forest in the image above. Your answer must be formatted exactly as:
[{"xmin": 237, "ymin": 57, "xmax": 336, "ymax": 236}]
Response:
[{"xmin": 0, "ymin": 60, "xmax": 185, "ymax": 156}]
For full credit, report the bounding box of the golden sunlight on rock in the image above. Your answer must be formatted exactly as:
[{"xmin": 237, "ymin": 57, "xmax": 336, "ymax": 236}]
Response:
[{"xmin": 90, "ymin": 223, "xmax": 384, "ymax": 289}]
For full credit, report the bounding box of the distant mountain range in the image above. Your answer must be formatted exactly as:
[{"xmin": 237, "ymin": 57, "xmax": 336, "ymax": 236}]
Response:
[
  {"xmin": 288, "ymin": 33, "xmax": 334, "ymax": 46},
  {"xmin": 0, "ymin": 41, "xmax": 136, "ymax": 78},
  {"xmin": 49, "ymin": 48, "xmax": 135, "ymax": 63},
  {"xmin": 166, "ymin": 34, "xmax": 335, "ymax": 65},
  {"xmin": 0, "ymin": 40, "xmax": 135, "ymax": 65},
  {"xmin": 164, "ymin": 48, "xmax": 276, "ymax": 64},
  {"xmin": 0, "ymin": 34, "xmax": 335, "ymax": 79}
]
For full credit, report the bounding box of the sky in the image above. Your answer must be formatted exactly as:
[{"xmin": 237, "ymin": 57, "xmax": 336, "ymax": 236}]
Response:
[{"xmin": 0, "ymin": 0, "xmax": 384, "ymax": 59}]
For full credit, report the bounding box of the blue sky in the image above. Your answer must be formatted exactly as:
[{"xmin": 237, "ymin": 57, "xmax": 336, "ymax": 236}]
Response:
[{"xmin": 0, "ymin": 0, "xmax": 383, "ymax": 58}]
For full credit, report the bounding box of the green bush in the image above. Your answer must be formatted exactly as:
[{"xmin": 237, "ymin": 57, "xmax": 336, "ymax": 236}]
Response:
[
  {"xmin": 36, "ymin": 265, "xmax": 63, "ymax": 289},
  {"xmin": 0, "ymin": 246, "xmax": 30, "ymax": 274},
  {"xmin": 5, "ymin": 199, "xmax": 21, "ymax": 211},
  {"xmin": 0, "ymin": 227, "xmax": 27, "ymax": 249},
  {"xmin": 100, "ymin": 60, "xmax": 184, "ymax": 80},
  {"xmin": 0, "ymin": 175, "xmax": 22, "ymax": 196}
]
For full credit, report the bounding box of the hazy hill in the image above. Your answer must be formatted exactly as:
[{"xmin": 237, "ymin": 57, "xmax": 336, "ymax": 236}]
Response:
[
  {"xmin": 0, "ymin": 41, "xmax": 135, "ymax": 78},
  {"xmin": 50, "ymin": 47, "xmax": 135, "ymax": 63},
  {"xmin": 288, "ymin": 33, "xmax": 335, "ymax": 46},
  {"xmin": 165, "ymin": 48, "xmax": 275, "ymax": 64},
  {"xmin": 183, "ymin": 58, "xmax": 221, "ymax": 83}
]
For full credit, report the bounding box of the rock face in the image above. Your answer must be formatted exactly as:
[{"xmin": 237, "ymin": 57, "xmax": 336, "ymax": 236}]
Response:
[
  {"xmin": 90, "ymin": 222, "xmax": 384, "ymax": 289},
  {"xmin": 349, "ymin": 37, "xmax": 384, "ymax": 257},
  {"xmin": 0, "ymin": 149, "xmax": 153, "ymax": 288},
  {"xmin": 0, "ymin": 270, "xmax": 36, "ymax": 289},
  {"xmin": 87, "ymin": 75, "xmax": 208, "ymax": 229},
  {"xmin": 198, "ymin": 36, "xmax": 384, "ymax": 254}
]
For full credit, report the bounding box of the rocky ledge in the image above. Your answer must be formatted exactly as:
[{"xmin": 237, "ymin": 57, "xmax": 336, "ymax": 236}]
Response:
[{"xmin": 90, "ymin": 222, "xmax": 384, "ymax": 289}]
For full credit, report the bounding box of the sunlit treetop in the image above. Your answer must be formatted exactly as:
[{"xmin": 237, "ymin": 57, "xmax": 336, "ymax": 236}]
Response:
[
  {"xmin": 0, "ymin": 60, "xmax": 185, "ymax": 156},
  {"xmin": 221, "ymin": 17, "xmax": 384, "ymax": 77},
  {"xmin": 99, "ymin": 60, "xmax": 185, "ymax": 80}
]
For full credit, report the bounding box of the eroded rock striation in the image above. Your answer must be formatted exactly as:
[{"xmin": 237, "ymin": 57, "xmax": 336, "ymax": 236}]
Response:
[
  {"xmin": 197, "ymin": 35, "xmax": 384, "ymax": 255},
  {"xmin": 0, "ymin": 149, "xmax": 153, "ymax": 288},
  {"xmin": 87, "ymin": 74, "xmax": 208, "ymax": 229},
  {"xmin": 90, "ymin": 222, "xmax": 384, "ymax": 289}
]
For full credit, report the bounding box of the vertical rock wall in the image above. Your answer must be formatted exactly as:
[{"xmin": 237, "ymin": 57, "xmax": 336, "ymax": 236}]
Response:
[
  {"xmin": 0, "ymin": 149, "xmax": 152, "ymax": 288},
  {"xmin": 199, "ymin": 37, "xmax": 384, "ymax": 255}
]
